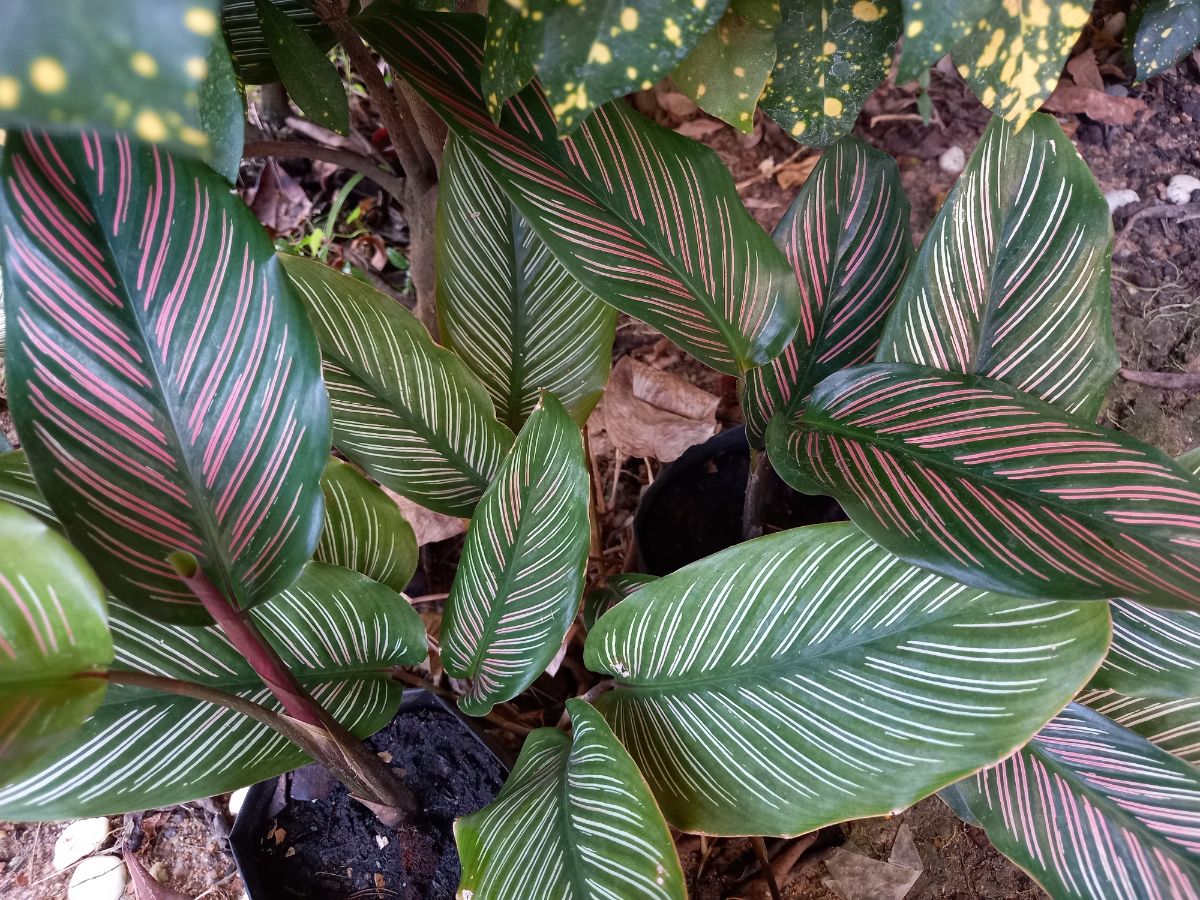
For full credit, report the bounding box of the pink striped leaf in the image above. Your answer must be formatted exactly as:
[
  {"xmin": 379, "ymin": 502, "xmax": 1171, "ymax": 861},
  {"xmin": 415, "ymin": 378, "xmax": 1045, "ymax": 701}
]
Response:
[
  {"xmin": 443, "ymin": 393, "xmax": 590, "ymax": 717},
  {"xmin": 353, "ymin": 10, "xmax": 801, "ymax": 376},
  {"xmin": 742, "ymin": 136, "xmax": 912, "ymax": 447},
  {"xmin": 878, "ymin": 114, "xmax": 1117, "ymax": 421},
  {"xmin": 1, "ymin": 131, "xmax": 330, "ymax": 625},
  {"xmin": 764, "ymin": 363, "xmax": 1200, "ymax": 610},
  {"xmin": 943, "ymin": 702, "xmax": 1200, "ymax": 899},
  {"xmin": 0, "ymin": 500, "xmax": 111, "ymax": 787}
]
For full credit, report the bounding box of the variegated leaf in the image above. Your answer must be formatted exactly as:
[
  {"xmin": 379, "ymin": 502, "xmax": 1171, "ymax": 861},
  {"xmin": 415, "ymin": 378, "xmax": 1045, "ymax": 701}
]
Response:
[
  {"xmin": 742, "ymin": 136, "xmax": 912, "ymax": 447},
  {"xmin": 946, "ymin": 703, "xmax": 1200, "ymax": 899},
  {"xmin": 436, "ymin": 136, "xmax": 616, "ymax": 431},
  {"xmin": 480, "ymin": 0, "xmax": 727, "ymax": 133},
  {"xmin": 221, "ymin": 0, "xmax": 335, "ymax": 84},
  {"xmin": 1079, "ymin": 690, "xmax": 1200, "ymax": 767},
  {"xmin": 281, "ymin": 254, "xmax": 515, "ymax": 517},
  {"xmin": 455, "ymin": 699, "xmax": 685, "ymax": 899},
  {"xmin": 1132, "ymin": 0, "xmax": 1200, "ymax": 81},
  {"xmin": 583, "ymin": 522, "xmax": 1110, "ymax": 836},
  {"xmin": 0, "ymin": 562, "xmax": 427, "ymax": 820},
  {"xmin": 1092, "ymin": 599, "xmax": 1200, "ymax": 702},
  {"xmin": 878, "ymin": 114, "xmax": 1116, "ymax": 421},
  {"xmin": 765, "ymin": 364, "xmax": 1200, "ymax": 610},
  {"xmin": 0, "ymin": 500, "xmax": 111, "ymax": 787},
  {"xmin": 582, "ymin": 572, "xmax": 655, "ymax": 631},
  {"xmin": 316, "ymin": 458, "xmax": 418, "ymax": 594},
  {"xmin": 2, "ymin": 131, "xmax": 329, "ymax": 625},
  {"xmin": 443, "ymin": 394, "xmax": 590, "ymax": 717},
  {"xmin": 0, "ymin": 451, "xmax": 54, "ymax": 525},
  {"xmin": 759, "ymin": 0, "xmax": 900, "ymax": 145},
  {"xmin": 354, "ymin": 10, "xmax": 802, "ymax": 376}
]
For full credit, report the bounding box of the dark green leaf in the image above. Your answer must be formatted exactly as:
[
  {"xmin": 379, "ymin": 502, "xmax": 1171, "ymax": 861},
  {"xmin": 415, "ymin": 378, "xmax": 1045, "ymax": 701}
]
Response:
[
  {"xmin": 0, "ymin": 451, "xmax": 53, "ymax": 525},
  {"xmin": 437, "ymin": 136, "xmax": 616, "ymax": 431},
  {"xmin": 443, "ymin": 394, "xmax": 590, "ymax": 716},
  {"xmin": 198, "ymin": 36, "xmax": 246, "ymax": 183},
  {"xmin": 1079, "ymin": 688, "xmax": 1200, "ymax": 766},
  {"xmin": 584, "ymin": 523, "xmax": 1110, "ymax": 835},
  {"xmin": 221, "ymin": 0, "xmax": 336, "ymax": 84},
  {"xmin": 1091, "ymin": 599, "xmax": 1200, "ymax": 702},
  {"xmin": 1133, "ymin": 0, "xmax": 1200, "ymax": 81},
  {"xmin": 481, "ymin": 0, "xmax": 538, "ymax": 118},
  {"xmin": 582, "ymin": 572, "xmax": 655, "ymax": 631},
  {"xmin": 2, "ymin": 133, "xmax": 330, "ymax": 625},
  {"xmin": 672, "ymin": 8, "xmax": 777, "ymax": 133},
  {"xmin": 254, "ymin": 0, "xmax": 349, "ymax": 134}
]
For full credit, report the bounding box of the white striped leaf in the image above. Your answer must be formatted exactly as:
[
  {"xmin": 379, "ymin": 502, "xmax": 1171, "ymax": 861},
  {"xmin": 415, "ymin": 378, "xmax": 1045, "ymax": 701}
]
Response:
[
  {"xmin": 1079, "ymin": 690, "xmax": 1200, "ymax": 767},
  {"xmin": 1092, "ymin": 599, "xmax": 1200, "ymax": 702},
  {"xmin": 0, "ymin": 561, "xmax": 428, "ymax": 821},
  {"xmin": 582, "ymin": 572, "xmax": 656, "ymax": 632},
  {"xmin": 354, "ymin": 11, "xmax": 802, "ymax": 377},
  {"xmin": 583, "ymin": 522, "xmax": 1110, "ymax": 836},
  {"xmin": 2, "ymin": 131, "xmax": 330, "ymax": 625},
  {"xmin": 766, "ymin": 364, "xmax": 1200, "ymax": 610},
  {"xmin": 0, "ymin": 450, "xmax": 54, "ymax": 525},
  {"xmin": 0, "ymin": 500, "xmax": 111, "ymax": 786},
  {"xmin": 436, "ymin": 136, "xmax": 616, "ymax": 431},
  {"xmin": 281, "ymin": 254, "xmax": 515, "ymax": 518},
  {"xmin": 742, "ymin": 136, "xmax": 912, "ymax": 448},
  {"xmin": 221, "ymin": 0, "xmax": 334, "ymax": 84},
  {"xmin": 455, "ymin": 699, "xmax": 686, "ymax": 899},
  {"xmin": 1133, "ymin": 0, "xmax": 1200, "ymax": 81},
  {"xmin": 945, "ymin": 702, "xmax": 1200, "ymax": 899},
  {"xmin": 443, "ymin": 393, "xmax": 590, "ymax": 717},
  {"xmin": 878, "ymin": 114, "xmax": 1117, "ymax": 421},
  {"xmin": 315, "ymin": 458, "xmax": 418, "ymax": 594}
]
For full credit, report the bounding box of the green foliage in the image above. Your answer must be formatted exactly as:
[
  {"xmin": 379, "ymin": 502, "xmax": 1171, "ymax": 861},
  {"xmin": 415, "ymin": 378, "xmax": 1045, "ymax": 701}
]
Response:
[
  {"xmin": 221, "ymin": 0, "xmax": 336, "ymax": 84},
  {"xmin": 253, "ymin": 0, "xmax": 349, "ymax": 133},
  {"xmin": 1131, "ymin": 0, "xmax": 1200, "ymax": 81}
]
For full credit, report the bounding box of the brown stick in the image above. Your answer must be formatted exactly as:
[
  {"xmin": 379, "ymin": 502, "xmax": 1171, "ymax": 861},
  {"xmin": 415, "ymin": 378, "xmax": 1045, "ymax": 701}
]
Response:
[
  {"xmin": 243, "ymin": 139, "xmax": 407, "ymax": 203},
  {"xmin": 752, "ymin": 837, "xmax": 784, "ymax": 900},
  {"xmin": 1119, "ymin": 368, "xmax": 1200, "ymax": 391}
]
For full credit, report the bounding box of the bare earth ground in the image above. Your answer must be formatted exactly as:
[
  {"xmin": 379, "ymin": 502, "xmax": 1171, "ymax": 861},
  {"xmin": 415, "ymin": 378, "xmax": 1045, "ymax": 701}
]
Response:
[{"xmin": 2, "ymin": 19, "xmax": 1198, "ymax": 900}]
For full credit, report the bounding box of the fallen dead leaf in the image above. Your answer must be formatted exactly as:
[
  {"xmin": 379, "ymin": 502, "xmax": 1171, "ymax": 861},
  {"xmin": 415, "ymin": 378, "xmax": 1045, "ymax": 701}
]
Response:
[
  {"xmin": 675, "ymin": 118, "xmax": 727, "ymax": 139},
  {"xmin": 596, "ymin": 356, "xmax": 718, "ymax": 462},
  {"xmin": 1042, "ymin": 83, "xmax": 1145, "ymax": 126},
  {"xmin": 656, "ymin": 90, "xmax": 699, "ymax": 117},
  {"xmin": 1066, "ymin": 50, "xmax": 1105, "ymax": 91},
  {"xmin": 385, "ymin": 488, "xmax": 467, "ymax": 546},
  {"xmin": 123, "ymin": 851, "xmax": 191, "ymax": 900},
  {"xmin": 272, "ymin": 827, "xmax": 287, "ymax": 846},
  {"xmin": 247, "ymin": 159, "xmax": 312, "ymax": 235},
  {"xmin": 821, "ymin": 825, "xmax": 923, "ymax": 900},
  {"xmin": 776, "ymin": 156, "xmax": 819, "ymax": 190}
]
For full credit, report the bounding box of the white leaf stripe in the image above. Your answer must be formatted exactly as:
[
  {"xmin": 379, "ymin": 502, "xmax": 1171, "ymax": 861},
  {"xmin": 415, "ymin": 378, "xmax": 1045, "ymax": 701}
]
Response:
[
  {"xmin": 443, "ymin": 393, "xmax": 589, "ymax": 716},
  {"xmin": 1092, "ymin": 599, "xmax": 1200, "ymax": 701},
  {"xmin": 879, "ymin": 115, "xmax": 1116, "ymax": 420},
  {"xmin": 282, "ymin": 254, "xmax": 514, "ymax": 517},
  {"xmin": 1080, "ymin": 690, "xmax": 1200, "ymax": 767},
  {"xmin": 455, "ymin": 699, "xmax": 685, "ymax": 899},
  {"xmin": 583, "ymin": 523, "xmax": 1110, "ymax": 836},
  {"xmin": 437, "ymin": 136, "xmax": 615, "ymax": 430},
  {"xmin": 0, "ymin": 450, "xmax": 55, "ymax": 524}
]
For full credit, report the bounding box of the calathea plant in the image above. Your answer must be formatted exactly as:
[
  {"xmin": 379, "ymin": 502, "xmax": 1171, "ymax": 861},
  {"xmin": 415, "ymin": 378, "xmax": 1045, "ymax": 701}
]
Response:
[{"xmin": 0, "ymin": 1, "xmax": 1197, "ymax": 898}]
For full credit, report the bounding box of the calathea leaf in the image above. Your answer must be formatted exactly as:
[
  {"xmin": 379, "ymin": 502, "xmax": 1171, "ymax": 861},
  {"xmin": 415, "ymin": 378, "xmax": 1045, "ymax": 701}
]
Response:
[
  {"xmin": 1181, "ymin": 447, "xmax": 1200, "ymax": 477},
  {"xmin": 1078, "ymin": 689, "xmax": 1200, "ymax": 767},
  {"xmin": 582, "ymin": 572, "xmax": 656, "ymax": 631},
  {"xmin": 878, "ymin": 114, "xmax": 1117, "ymax": 421},
  {"xmin": 436, "ymin": 136, "xmax": 616, "ymax": 431},
  {"xmin": 221, "ymin": 0, "xmax": 336, "ymax": 84},
  {"xmin": 0, "ymin": 500, "xmax": 111, "ymax": 787},
  {"xmin": 1132, "ymin": 0, "xmax": 1200, "ymax": 81},
  {"xmin": 946, "ymin": 703, "xmax": 1200, "ymax": 898},
  {"xmin": 0, "ymin": 562, "xmax": 427, "ymax": 820},
  {"xmin": 253, "ymin": 0, "xmax": 349, "ymax": 134},
  {"xmin": 0, "ymin": 451, "xmax": 55, "ymax": 526},
  {"xmin": 316, "ymin": 458, "xmax": 418, "ymax": 594},
  {"xmin": 281, "ymin": 254, "xmax": 515, "ymax": 517},
  {"xmin": 353, "ymin": 11, "xmax": 802, "ymax": 376},
  {"xmin": 742, "ymin": 136, "xmax": 912, "ymax": 448},
  {"xmin": 1090, "ymin": 599, "xmax": 1200, "ymax": 703},
  {"xmin": 584, "ymin": 522, "xmax": 1110, "ymax": 836},
  {"xmin": 481, "ymin": 0, "xmax": 728, "ymax": 133},
  {"xmin": 455, "ymin": 699, "xmax": 686, "ymax": 899},
  {"xmin": 1, "ymin": 132, "xmax": 329, "ymax": 625},
  {"xmin": 766, "ymin": 364, "xmax": 1200, "ymax": 610},
  {"xmin": 759, "ymin": 0, "xmax": 901, "ymax": 145},
  {"xmin": 443, "ymin": 394, "xmax": 590, "ymax": 717},
  {"xmin": 0, "ymin": 1, "xmax": 225, "ymax": 162}
]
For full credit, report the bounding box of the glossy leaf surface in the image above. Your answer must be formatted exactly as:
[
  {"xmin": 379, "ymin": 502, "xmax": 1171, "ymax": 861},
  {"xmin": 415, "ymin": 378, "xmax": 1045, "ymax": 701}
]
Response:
[
  {"xmin": 584, "ymin": 523, "xmax": 1110, "ymax": 836},
  {"xmin": 2, "ymin": 132, "xmax": 329, "ymax": 625},
  {"xmin": 0, "ymin": 501, "xmax": 111, "ymax": 785},
  {"xmin": 743, "ymin": 136, "xmax": 911, "ymax": 447},
  {"xmin": 355, "ymin": 10, "xmax": 802, "ymax": 376},
  {"xmin": 1079, "ymin": 689, "xmax": 1200, "ymax": 767},
  {"xmin": 879, "ymin": 114, "xmax": 1116, "ymax": 421},
  {"xmin": 672, "ymin": 7, "xmax": 777, "ymax": 133},
  {"xmin": 760, "ymin": 0, "xmax": 900, "ymax": 145},
  {"xmin": 316, "ymin": 458, "xmax": 418, "ymax": 594},
  {"xmin": 1133, "ymin": 0, "xmax": 1200, "ymax": 81},
  {"xmin": 766, "ymin": 364, "xmax": 1200, "ymax": 610},
  {"xmin": 254, "ymin": 0, "xmax": 349, "ymax": 134},
  {"xmin": 443, "ymin": 394, "xmax": 590, "ymax": 717},
  {"xmin": 282, "ymin": 254, "xmax": 514, "ymax": 517},
  {"xmin": 1092, "ymin": 599, "xmax": 1200, "ymax": 702},
  {"xmin": 0, "ymin": 562, "xmax": 427, "ymax": 820},
  {"xmin": 221, "ymin": 0, "xmax": 335, "ymax": 84},
  {"xmin": 949, "ymin": 703, "xmax": 1200, "ymax": 898},
  {"xmin": 455, "ymin": 699, "xmax": 685, "ymax": 899},
  {"xmin": 437, "ymin": 136, "xmax": 616, "ymax": 431}
]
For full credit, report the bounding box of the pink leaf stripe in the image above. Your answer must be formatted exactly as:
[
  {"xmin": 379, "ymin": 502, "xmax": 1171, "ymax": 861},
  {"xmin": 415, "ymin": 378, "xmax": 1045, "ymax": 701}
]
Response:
[
  {"xmin": 767, "ymin": 363, "xmax": 1200, "ymax": 610},
  {"xmin": 1080, "ymin": 689, "xmax": 1200, "ymax": 768},
  {"xmin": 0, "ymin": 131, "xmax": 329, "ymax": 625},
  {"xmin": 879, "ymin": 115, "xmax": 1117, "ymax": 421},
  {"xmin": 955, "ymin": 703, "xmax": 1200, "ymax": 899},
  {"xmin": 353, "ymin": 10, "xmax": 799, "ymax": 376},
  {"xmin": 743, "ymin": 137, "xmax": 912, "ymax": 445}
]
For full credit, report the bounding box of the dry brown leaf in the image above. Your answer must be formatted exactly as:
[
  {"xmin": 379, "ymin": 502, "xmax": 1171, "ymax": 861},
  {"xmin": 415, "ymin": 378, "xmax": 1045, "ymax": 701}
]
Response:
[
  {"xmin": 598, "ymin": 356, "xmax": 718, "ymax": 462},
  {"xmin": 247, "ymin": 159, "xmax": 312, "ymax": 235},
  {"xmin": 656, "ymin": 90, "xmax": 699, "ymax": 117},
  {"xmin": 1066, "ymin": 50, "xmax": 1105, "ymax": 91},
  {"xmin": 675, "ymin": 118, "xmax": 727, "ymax": 139},
  {"xmin": 385, "ymin": 488, "xmax": 467, "ymax": 546},
  {"xmin": 776, "ymin": 156, "xmax": 819, "ymax": 190},
  {"xmin": 1042, "ymin": 83, "xmax": 1145, "ymax": 125}
]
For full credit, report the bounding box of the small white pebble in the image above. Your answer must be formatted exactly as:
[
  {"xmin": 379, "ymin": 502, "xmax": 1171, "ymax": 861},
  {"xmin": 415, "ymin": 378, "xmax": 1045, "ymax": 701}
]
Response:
[
  {"xmin": 67, "ymin": 855, "xmax": 126, "ymax": 900},
  {"xmin": 375, "ymin": 834, "xmax": 390, "ymax": 849},
  {"xmin": 1105, "ymin": 189, "xmax": 1140, "ymax": 213},
  {"xmin": 227, "ymin": 786, "xmax": 250, "ymax": 817},
  {"xmin": 1166, "ymin": 174, "xmax": 1200, "ymax": 204},
  {"xmin": 938, "ymin": 146, "xmax": 966, "ymax": 174},
  {"xmin": 53, "ymin": 818, "xmax": 110, "ymax": 871}
]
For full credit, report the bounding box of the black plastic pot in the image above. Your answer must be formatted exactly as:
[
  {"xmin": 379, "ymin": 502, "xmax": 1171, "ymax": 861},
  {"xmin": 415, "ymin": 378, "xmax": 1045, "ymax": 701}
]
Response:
[
  {"xmin": 230, "ymin": 689, "xmax": 510, "ymax": 900},
  {"xmin": 634, "ymin": 426, "xmax": 845, "ymax": 575}
]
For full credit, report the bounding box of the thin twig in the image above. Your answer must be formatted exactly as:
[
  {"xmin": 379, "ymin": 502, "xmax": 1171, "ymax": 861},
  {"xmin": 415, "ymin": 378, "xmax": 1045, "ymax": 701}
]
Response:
[
  {"xmin": 243, "ymin": 139, "xmax": 406, "ymax": 203},
  {"xmin": 751, "ymin": 837, "xmax": 784, "ymax": 900},
  {"xmin": 1119, "ymin": 367, "xmax": 1200, "ymax": 390},
  {"xmin": 1117, "ymin": 202, "xmax": 1200, "ymax": 245}
]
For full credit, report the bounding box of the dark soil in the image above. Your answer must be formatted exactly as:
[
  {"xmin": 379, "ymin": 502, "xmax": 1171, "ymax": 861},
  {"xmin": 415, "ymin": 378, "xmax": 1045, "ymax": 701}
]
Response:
[{"xmin": 244, "ymin": 703, "xmax": 506, "ymax": 900}]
